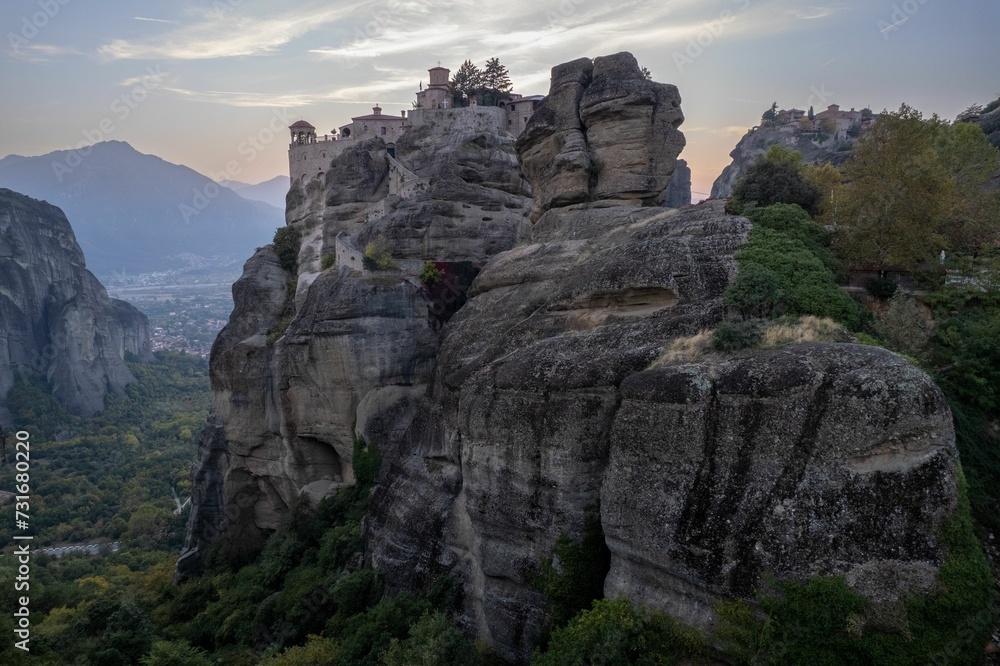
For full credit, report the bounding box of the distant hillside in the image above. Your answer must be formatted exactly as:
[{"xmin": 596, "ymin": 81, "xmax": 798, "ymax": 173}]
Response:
[
  {"xmin": 220, "ymin": 175, "xmax": 290, "ymax": 210},
  {"xmin": 711, "ymin": 126, "xmax": 859, "ymax": 199},
  {"xmin": 0, "ymin": 142, "xmax": 283, "ymax": 277},
  {"xmin": 0, "ymin": 189, "xmax": 152, "ymax": 420}
]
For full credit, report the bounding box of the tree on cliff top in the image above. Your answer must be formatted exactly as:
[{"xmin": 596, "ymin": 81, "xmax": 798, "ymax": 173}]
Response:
[
  {"xmin": 451, "ymin": 58, "xmax": 513, "ymax": 107},
  {"xmin": 449, "ymin": 60, "xmax": 483, "ymax": 107}
]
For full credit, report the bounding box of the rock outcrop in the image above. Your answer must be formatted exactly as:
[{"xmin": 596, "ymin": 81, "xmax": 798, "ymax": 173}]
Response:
[
  {"xmin": 664, "ymin": 158, "xmax": 691, "ymax": 208},
  {"xmin": 515, "ymin": 52, "xmax": 685, "ymax": 221},
  {"xmin": 180, "ymin": 52, "xmax": 970, "ymax": 665},
  {"xmin": 0, "ymin": 189, "xmax": 152, "ymax": 421},
  {"xmin": 958, "ymin": 99, "xmax": 1000, "ymax": 148},
  {"xmin": 177, "ymin": 101, "xmax": 533, "ymax": 580},
  {"xmin": 710, "ymin": 125, "xmax": 857, "ymax": 198}
]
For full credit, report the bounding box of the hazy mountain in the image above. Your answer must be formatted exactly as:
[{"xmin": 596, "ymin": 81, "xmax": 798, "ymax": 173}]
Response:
[
  {"xmin": 0, "ymin": 141, "xmax": 283, "ymax": 278},
  {"xmin": 220, "ymin": 175, "xmax": 290, "ymax": 210}
]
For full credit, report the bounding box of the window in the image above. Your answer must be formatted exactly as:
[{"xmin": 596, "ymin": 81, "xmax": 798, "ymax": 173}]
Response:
[{"xmin": 380, "ymin": 126, "xmax": 386, "ymax": 135}]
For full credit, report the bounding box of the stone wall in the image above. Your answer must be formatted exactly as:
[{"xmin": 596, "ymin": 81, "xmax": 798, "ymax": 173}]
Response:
[
  {"xmin": 334, "ymin": 232, "xmax": 364, "ymax": 273},
  {"xmin": 289, "ymin": 138, "xmax": 357, "ymax": 182},
  {"xmin": 407, "ymin": 106, "xmax": 508, "ymax": 135}
]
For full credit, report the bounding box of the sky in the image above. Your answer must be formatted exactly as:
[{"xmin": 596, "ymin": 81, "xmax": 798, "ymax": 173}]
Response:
[{"xmin": 1, "ymin": 0, "xmax": 998, "ymax": 200}]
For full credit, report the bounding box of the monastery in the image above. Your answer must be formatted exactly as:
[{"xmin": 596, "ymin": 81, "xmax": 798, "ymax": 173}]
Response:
[{"xmin": 288, "ymin": 65, "xmax": 544, "ymax": 181}]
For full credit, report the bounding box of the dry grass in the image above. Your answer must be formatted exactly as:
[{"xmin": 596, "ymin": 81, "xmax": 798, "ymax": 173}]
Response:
[
  {"xmin": 651, "ymin": 330, "xmax": 717, "ymax": 367},
  {"xmin": 760, "ymin": 315, "xmax": 844, "ymax": 348},
  {"xmin": 651, "ymin": 316, "xmax": 847, "ymax": 368}
]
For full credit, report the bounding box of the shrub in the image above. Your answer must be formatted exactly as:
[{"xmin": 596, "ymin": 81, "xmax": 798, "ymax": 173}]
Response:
[
  {"xmin": 534, "ymin": 515, "xmax": 611, "ymax": 630},
  {"xmin": 419, "ymin": 261, "xmax": 444, "ymax": 285},
  {"xmin": 712, "ymin": 321, "xmax": 762, "ymax": 351},
  {"xmin": 321, "ymin": 253, "xmax": 336, "ymax": 271},
  {"xmin": 381, "ymin": 611, "xmax": 482, "ymax": 666},
  {"xmin": 735, "ymin": 227, "xmax": 861, "ymax": 329},
  {"xmin": 273, "ymin": 227, "xmax": 301, "ymax": 273},
  {"xmin": 745, "ymin": 203, "xmax": 838, "ymax": 275},
  {"xmin": 258, "ymin": 635, "xmax": 339, "ymax": 665},
  {"xmin": 726, "ymin": 264, "xmax": 786, "ymax": 319},
  {"xmin": 140, "ymin": 640, "xmax": 212, "ymax": 666},
  {"xmin": 875, "ymin": 292, "xmax": 933, "ymax": 357},
  {"xmin": 731, "ymin": 159, "xmax": 822, "ymax": 216},
  {"xmin": 266, "ymin": 314, "xmax": 294, "ymax": 346},
  {"xmin": 364, "ymin": 236, "xmax": 397, "ymax": 271},
  {"xmin": 532, "ymin": 598, "xmax": 705, "ymax": 666}
]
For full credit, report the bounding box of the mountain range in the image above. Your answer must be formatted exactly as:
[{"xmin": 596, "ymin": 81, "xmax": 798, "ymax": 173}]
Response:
[
  {"xmin": 219, "ymin": 175, "xmax": 291, "ymax": 210},
  {"xmin": 0, "ymin": 141, "xmax": 284, "ymax": 278}
]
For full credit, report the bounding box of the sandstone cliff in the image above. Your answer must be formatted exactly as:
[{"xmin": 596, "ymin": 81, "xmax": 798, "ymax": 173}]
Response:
[
  {"xmin": 664, "ymin": 158, "xmax": 691, "ymax": 208},
  {"xmin": 0, "ymin": 189, "xmax": 152, "ymax": 421},
  {"xmin": 177, "ymin": 95, "xmax": 534, "ymax": 579},
  {"xmin": 180, "ymin": 53, "xmax": 969, "ymax": 664}
]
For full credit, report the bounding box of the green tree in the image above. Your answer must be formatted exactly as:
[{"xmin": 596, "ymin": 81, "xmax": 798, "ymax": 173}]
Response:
[
  {"xmin": 935, "ymin": 121, "xmax": 1000, "ymax": 254},
  {"xmin": 836, "ymin": 104, "xmax": 950, "ymax": 271},
  {"xmin": 449, "ymin": 60, "xmax": 483, "ymax": 107},
  {"xmin": 381, "ymin": 612, "xmax": 481, "ymax": 666},
  {"xmin": 729, "ymin": 149, "xmax": 822, "ymax": 216},
  {"xmin": 807, "ymin": 105, "xmax": 815, "ymax": 120},
  {"xmin": 532, "ymin": 598, "xmax": 704, "ymax": 666},
  {"xmin": 273, "ymin": 226, "xmax": 301, "ymax": 273},
  {"xmin": 761, "ymin": 101, "xmax": 778, "ymax": 124},
  {"xmin": 141, "ymin": 640, "xmax": 212, "ymax": 666},
  {"xmin": 481, "ymin": 57, "xmax": 513, "ymax": 106}
]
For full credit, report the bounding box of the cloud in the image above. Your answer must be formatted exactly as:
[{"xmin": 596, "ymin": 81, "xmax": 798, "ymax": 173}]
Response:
[
  {"xmin": 99, "ymin": 5, "xmax": 358, "ymax": 60},
  {"xmin": 6, "ymin": 43, "xmax": 82, "ymax": 63},
  {"xmin": 794, "ymin": 6, "xmax": 840, "ymax": 20},
  {"xmin": 132, "ymin": 17, "xmax": 176, "ymax": 24},
  {"xmin": 159, "ymin": 86, "xmax": 316, "ymax": 108}
]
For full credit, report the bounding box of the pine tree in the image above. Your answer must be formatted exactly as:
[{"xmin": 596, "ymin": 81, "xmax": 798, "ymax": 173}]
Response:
[
  {"xmin": 449, "ymin": 60, "xmax": 483, "ymax": 107},
  {"xmin": 480, "ymin": 57, "xmax": 512, "ymax": 106}
]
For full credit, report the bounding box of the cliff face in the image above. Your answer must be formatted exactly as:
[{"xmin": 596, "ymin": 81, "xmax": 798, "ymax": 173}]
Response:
[
  {"xmin": 663, "ymin": 158, "xmax": 691, "ymax": 207},
  {"xmin": 0, "ymin": 189, "xmax": 152, "ymax": 421},
  {"xmin": 710, "ymin": 125, "xmax": 857, "ymax": 198},
  {"xmin": 181, "ymin": 53, "xmax": 965, "ymax": 664},
  {"xmin": 177, "ymin": 99, "xmax": 534, "ymax": 578}
]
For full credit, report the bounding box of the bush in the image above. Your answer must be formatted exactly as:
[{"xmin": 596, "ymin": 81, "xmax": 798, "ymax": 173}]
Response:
[
  {"xmin": 140, "ymin": 640, "xmax": 212, "ymax": 666},
  {"xmin": 726, "ymin": 264, "xmax": 786, "ymax": 319},
  {"xmin": 746, "ymin": 203, "xmax": 838, "ymax": 275},
  {"xmin": 712, "ymin": 321, "xmax": 762, "ymax": 351},
  {"xmin": 381, "ymin": 611, "xmax": 482, "ymax": 666},
  {"xmin": 731, "ymin": 159, "xmax": 822, "ymax": 216},
  {"xmin": 273, "ymin": 227, "xmax": 301, "ymax": 273},
  {"xmin": 364, "ymin": 236, "xmax": 397, "ymax": 271},
  {"xmin": 321, "ymin": 253, "xmax": 336, "ymax": 271},
  {"xmin": 419, "ymin": 261, "xmax": 444, "ymax": 285},
  {"xmin": 534, "ymin": 515, "xmax": 611, "ymax": 630},
  {"xmin": 532, "ymin": 598, "xmax": 705, "ymax": 666},
  {"xmin": 734, "ymin": 227, "xmax": 862, "ymax": 329}
]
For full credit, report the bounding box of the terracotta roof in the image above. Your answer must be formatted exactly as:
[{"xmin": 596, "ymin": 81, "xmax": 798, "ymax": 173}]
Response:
[
  {"xmin": 289, "ymin": 120, "xmax": 315, "ymax": 129},
  {"xmin": 350, "ymin": 112, "xmax": 406, "ymax": 121}
]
